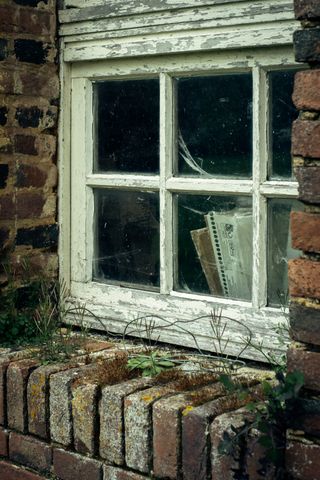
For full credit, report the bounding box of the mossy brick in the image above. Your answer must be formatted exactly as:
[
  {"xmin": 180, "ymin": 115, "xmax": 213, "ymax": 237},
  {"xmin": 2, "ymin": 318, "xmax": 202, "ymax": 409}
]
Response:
[
  {"xmin": 103, "ymin": 466, "xmax": 152, "ymax": 480},
  {"xmin": 0, "ymin": 427, "xmax": 8, "ymax": 457},
  {"xmin": 0, "ymin": 164, "xmax": 9, "ymax": 188},
  {"xmin": 17, "ymin": 224, "xmax": 58, "ymax": 249},
  {"xmin": 0, "ymin": 39, "xmax": 8, "ymax": 61},
  {"xmin": 210, "ymin": 408, "xmax": 252, "ymax": 480},
  {"xmin": 291, "ymin": 211, "xmax": 320, "ymax": 253},
  {"xmin": 124, "ymin": 383, "xmax": 181, "ymax": 473},
  {"xmin": 14, "ymin": 40, "xmax": 49, "ymax": 65},
  {"xmin": 289, "ymin": 258, "xmax": 320, "ymax": 299},
  {"xmin": 294, "ymin": 28, "xmax": 320, "ymax": 63},
  {"xmin": 99, "ymin": 377, "xmax": 153, "ymax": 464},
  {"xmin": 292, "ymin": 120, "xmax": 320, "ymax": 158},
  {"xmin": 0, "ymin": 106, "xmax": 8, "ymax": 126},
  {"xmin": 27, "ymin": 360, "xmax": 86, "ymax": 439},
  {"xmin": 290, "ymin": 302, "xmax": 320, "ymax": 345},
  {"xmin": 72, "ymin": 383, "xmax": 99, "ymax": 455},
  {"xmin": 287, "ymin": 343, "xmax": 320, "ymax": 391},
  {"xmin": 0, "ymin": 460, "xmax": 48, "ymax": 480},
  {"xmin": 53, "ymin": 448, "xmax": 102, "ymax": 480},
  {"xmin": 295, "ymin": 167, "xmax": 320, "ymax": 204},
  {"xmin": 7, "ymin": 359, "xmax": 39, "ymax": 432},
  {"xmin": 9, "ymin": 432, "xmax": 52, "ymax": 474},
  {"xmin": 294, "ymin": 0, "xmax": 320, "ymax": 20},
  {"xmin": 286, "ymin": 438, "xmax": 320, "ymax": 480}
]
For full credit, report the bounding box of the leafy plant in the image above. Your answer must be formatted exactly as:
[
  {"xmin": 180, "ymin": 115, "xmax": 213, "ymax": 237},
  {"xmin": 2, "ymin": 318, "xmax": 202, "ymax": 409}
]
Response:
[{"xmin": 127, "ymin": 351, "xmax": 176, "ymax": 377}]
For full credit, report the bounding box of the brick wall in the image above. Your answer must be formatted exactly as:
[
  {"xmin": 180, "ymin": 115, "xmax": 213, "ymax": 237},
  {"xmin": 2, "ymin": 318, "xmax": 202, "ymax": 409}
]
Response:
[
  {"xmin": 0, "ymin": 0, "xmax": 59, "ymax": 285},
  {"xmin": 286, "ymin": 1, "xmax": 320, "ymax": 479}
]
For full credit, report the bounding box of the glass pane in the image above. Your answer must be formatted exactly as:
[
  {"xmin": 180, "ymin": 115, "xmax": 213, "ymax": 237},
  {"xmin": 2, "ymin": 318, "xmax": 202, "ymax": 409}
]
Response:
[
  {"xmin": 270, "ymin": 70, "xmax": 298, "ymax": 179},
  {"xmin": 94, "ymin": 79, "xmax": 159, "ymax": 173},
  {"xmin": 177, "ymin": 74, "xmax": 252, "ymax": 178},
  {"xmin": 268, "ymin": 199, "xmax": 302, "ymax": 306},
  {"xmin": 176, "ymin": 194, "xmax": 253, "ymax": 301},
  {"xmin": 94, "ymin": 190, "xmax": 160, "ymax": 288}
]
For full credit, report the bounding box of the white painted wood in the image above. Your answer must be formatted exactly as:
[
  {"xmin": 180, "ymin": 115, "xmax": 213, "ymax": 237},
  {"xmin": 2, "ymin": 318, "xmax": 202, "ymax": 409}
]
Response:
[
  {"xmin": 252, "ymin": 67, "xmax": 268, "ymax": 308},
  {"xmin": 60, "ymin": 2, "xmax": 294, "ymax": 39},
  {"xmin": 86, "ymin": 174, "xmax": 159, "ymax": 190},
  {"xmin": 166, "ymin": 178, "xmax": 252, "ymax": 194},
  {"xmin": 63, "ymin": 23, "xmax": 297, "ymax": 63},
  {"xmin": 260, "ymin": 181, "xmax": 298, "ymax": 197},
  {"xmin": 159, "ymin": 73, "xmax": 174, "ymax": 294}
]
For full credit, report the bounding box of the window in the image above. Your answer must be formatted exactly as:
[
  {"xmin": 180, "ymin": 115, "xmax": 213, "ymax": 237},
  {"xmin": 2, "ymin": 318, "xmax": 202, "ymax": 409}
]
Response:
[{"xmin": 65, "ymin": 48, "xmax": 301, "ymax": 361}]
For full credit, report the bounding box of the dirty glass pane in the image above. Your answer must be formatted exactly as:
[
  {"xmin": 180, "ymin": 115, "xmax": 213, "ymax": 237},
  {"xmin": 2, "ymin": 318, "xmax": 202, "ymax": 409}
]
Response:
[
  {"xmin": 176, "ymin": 74, "xmax": 252, "ymax": 178},
  {"xmin": 176, "ymin": 194, "xmax": 253, "ymax": 301},
  {"xmin": 270, "ymin": 70, "xmax": 298, "ymax": 179},
  {"xmin": 268, "ymin": 199, "xmax": 302, "ymax": 306},
  {"xmin": 93, "ymin": 190, "xmax": 160, "ymax": 288},
  {"xmin": 94, "ymin": 79, "xmax": 159, "ymax": 173}
]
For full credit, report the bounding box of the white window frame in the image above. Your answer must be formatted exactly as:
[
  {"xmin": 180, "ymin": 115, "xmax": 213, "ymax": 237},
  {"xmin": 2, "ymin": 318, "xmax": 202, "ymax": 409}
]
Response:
[{"xmin": 59, "ymin": 47, "xmax": 299, "ymax": 361}]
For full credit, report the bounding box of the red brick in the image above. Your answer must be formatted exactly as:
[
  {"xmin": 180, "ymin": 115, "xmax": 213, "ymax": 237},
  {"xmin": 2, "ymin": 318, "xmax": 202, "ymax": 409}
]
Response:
[
  {"xmin": 290, "ymin": 302, "xmax": 320, "ymax": 345},
  {"xmin": 7, "ymin": 359, "xmax": 38, "ymax": 432},
  {"xmin": 293, "ymin": 70, "xmax": 320, "ymax": 111},
  {"xmin": 0, "ymin": 461, "xmax": 48, "ymax": 480},
  {"xmin": 16, "ymin": 192, "xmax": 45, "ymax": 219},
  {"xmin": 18, "ymin": 66, "xmax": 59, "ymax": 99},
  {"xmin": 292, "ymin": 120, "xmax": 320, "ymax": 158},
  {"xmin": 289, "ymin": 258, "xmax": 320, "ymax": 299},
  {"xmin": 16, "ymin": 164, "xmax": 48, "ymax": 188},
  {"xmin": 294, "ymin": 0, "xmax": 320, "ymax": 19},
  {"xmin": 295, "ymin": 166, "xmax": 320, "ymax": 204},
  {"xmin": 53, "ymin": 448, "xmax": 102, "ymax": 480},
  {"xmin": 286, "ymin": 439, "xmax": 320, "ymax": 480},
  {"xmin": 291, "ymin": 211, "xmax": 320, "ymax": 253},
  {"xmin": 0, "ymin": 194, "xmax": 15, "ymax": 220},
  {"xmin": 245, "ymin": 428, "xmax": 275, "ymax": 479},
  {"xmin": 9, "ymin": 432, "xmax": 52, "ymax": 474},
  {"xmin": 0, "ymin": 427, "xmax": 8, "ymax": 457},
  {"xmin": 0, "ymin": 6, "xmax": 19, "ymax": 34},
  {"xmin": 287, "ymin": 344, "xmax": 320, "ymax": 391},
  {"xmin": 287, "ymin": 397, "xmax": 320, "ymax": 437},
  {"xmin": 19, "ymin": 9, "xmax": 53, "ymax": 37},
  {"xmin": 103, "ymin": 465, "xmax": 149, "ymax": 480},
  {"xmin": 14, "ymin": 134, "xmax": 37, "ymax": 155}
]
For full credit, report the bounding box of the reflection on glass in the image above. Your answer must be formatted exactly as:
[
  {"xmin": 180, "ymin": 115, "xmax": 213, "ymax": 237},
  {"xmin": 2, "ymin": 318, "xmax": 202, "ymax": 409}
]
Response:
[
  {"xmin": 177, "ymin": 74, "xmax": 252, "ymax": 178},
  {"xmin": 268, "ymin": 199, "xmax": 302, "ymax": 306},
  {"xmin": 270, "ymin": 70, "xmax": 298, "ymax": 179},
  {"xmin": 176, "ymin": 194, "xmax": 253, "ymax": 301},
  {"xmin": 94, "ymin": 190, "xmax": 160, "ymax": 288},
  {"xmin": 94, "ymin": 79, "xmax": 159, "ymax": 173}
]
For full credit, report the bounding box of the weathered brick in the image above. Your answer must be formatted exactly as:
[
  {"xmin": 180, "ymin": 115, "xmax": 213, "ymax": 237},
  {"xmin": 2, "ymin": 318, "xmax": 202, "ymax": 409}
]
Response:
[
  {"xmin": 99, "ymin": 377, "xmax": 152, "ymax": 464},
  {"xmin": 53, "ymin": 448, "xmax": 102, "ymax": 480},
  {"xmin": 0, "ymin": 39, "xmax": 8, "ymax": 62},
  {"xmin": 0, "ymin": 164, "xmax": 9, "ymax": 188},
  {"xmin": 9, "ymin": 432, "xmax": 52, "ymax": 474},
  {"xmin": 244, "ymin": 428, "xmax": 275, "ymax": 479},
  {"xmin": 292, "ymin": 120, "xmax": 320, "ymax": 158},
  {"xmin": 287, "ymin": 343, "xmax": 320, "ymax": 391},
  {"xmin": 295, "ymin": 167, "xmax": 320, "ymax": 204},
  {"xmin": 103, "ymin": 465, "xmax": 151, "ymax": 480},
  {"xmin": 0, "ymin": 5, "xmax": 19, "ymax": 34},
  {"xmin": 294, "ymin": 28, "xmax": 320, "ymax": 63},
  {"xmin": 287, "ymin": 397, "xmax": 320, "ymax": 437},
  {"xmin": 14, "ymin": 0, "xmax": 49, "ymax": 6},
  {"xmin": 17, "ymin": 224, "xmax": 58, "ymax": 249},
  {"xmin": 0, "ymin": 427, "xmax": 8, "ymax": 457},
  {"xmin": 16, "ymin": 164, "xmax": 48, "ymax": 188},
  {"xmin": 293, "ymin": 70, "xmax": 320, "ymax": 111},
  {"xmin": 289, "ymin": 258, "xmax": 320, "ymax": 298},
  {"xmin": 294, "ymin": 0, "xmax": 320, "ymax": 20},
  {"xmin": 72, "ymin": 383, "xmax": 99, "ymax": 455},
  {"xmin": 16, "ymin": 192, "xmax": 45, "ymax": 219},
  {"xmin": 0, "ymin": 194, "xmax": 14, "ymax": 221},
  {"xmin": 0, "ymin": 460, "xmax": 48, "ymax": 480},
  {"xmin": 286, "ymin": 438, "xmax": 320, "ymax": 480},
  {"xmin": 15, "ymin": 107, "xmax": 42, "ymax": 128},
  {"xmin": 14, "ymin": 39, "xmax": 50, "ymax": 65},
  {"xmin": 290, "ymin": 302, "xmax": 320, "ymax": 345},
  {"xmin": 210, "ymin": 408, "xmax": 251, "ymax": 480},
  {"xmin": 7, "ymin": 359, "xmax": 38, "ymax": 432},
  {"xmin": 14, "ymin": 134, "xmax": 37, "ymax": 155},
  {"xmin": 19, "ymin": 9, "xmax": 53, "ymax": 37},
  {"xmin": 125, "ymin": 383, "xmax": 180, "ymax": 473},
  {"xmin": 17, "ymin": 67, "xmax": 59, "ymax": 99},
  {"xmin": 291, "ymin": 211, "xmax": 320, "ymax": 253},
  {"xmin": 0, "ymin": 68, "xmax": 14, "ymax": 93},
  {"xmin": 0, "ymin": 227, "xmax": 10, "ymax": 251}
]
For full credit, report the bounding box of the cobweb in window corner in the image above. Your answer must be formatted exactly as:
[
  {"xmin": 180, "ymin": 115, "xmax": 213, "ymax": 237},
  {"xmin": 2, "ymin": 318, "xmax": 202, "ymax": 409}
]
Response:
[{"xmin": 178, "ymin": 131, "xmax": 209, "ymax": 176}]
